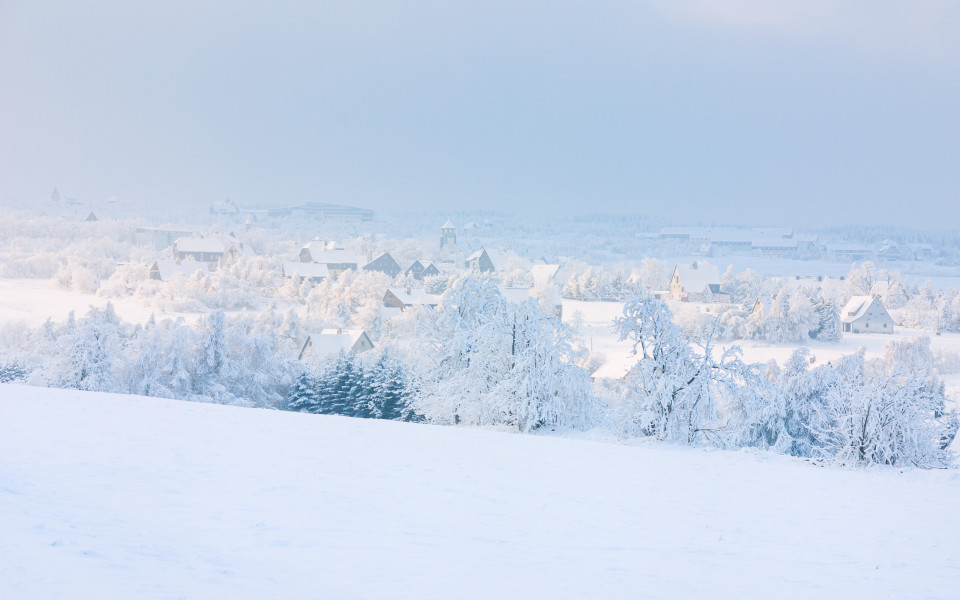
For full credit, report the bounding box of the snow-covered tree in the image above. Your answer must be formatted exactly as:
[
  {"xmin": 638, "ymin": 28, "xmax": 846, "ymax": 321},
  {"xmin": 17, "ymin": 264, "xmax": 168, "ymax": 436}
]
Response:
[{"xmin": 614, "ymin": 296, "xmax": 721, "ymax": 444}]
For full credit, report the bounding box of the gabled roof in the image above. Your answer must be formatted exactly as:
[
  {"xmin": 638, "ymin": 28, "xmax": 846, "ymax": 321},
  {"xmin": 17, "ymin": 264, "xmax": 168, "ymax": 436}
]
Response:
[
  {"xmin": 307, "ymin": 248, "xmax": 362, "ymax": 265},
  {"xmin": 299, "ymin": 329, "xmax": 372, "ymax": 360},
  {"xmin": 363, "ymin": 252, "xmax": 400, "ymax": 270},
  {"xmin": 442, "ymin": 219, "xmax": 455, "ymax": 229},
  {"xmin": 386, "ymin": 288, "xmax": 440, "ymax": 306},
  {"xmin": 530, "ymin": 264, "xmax": 561, "ymax": 286},
  {"xmin": 590, "ymin": 359, "xmax": 632, "ymax": 382},
  {"xmin": 673, "ymin": 262, "xmax": 722, "ymax": 294},
  {"xmin": 839, "ymin": 295, "xmax": 884, "ymax": 323},
  {"xmin": 151, "ymin": 260, "xmax": 210, "ymax": 281}
]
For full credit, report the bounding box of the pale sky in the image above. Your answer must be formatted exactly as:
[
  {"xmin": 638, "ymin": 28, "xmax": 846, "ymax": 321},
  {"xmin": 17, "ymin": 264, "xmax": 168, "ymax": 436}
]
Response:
[{"xmin": 0, "ymin": 1, "xmax": 958, "ymax": 227}]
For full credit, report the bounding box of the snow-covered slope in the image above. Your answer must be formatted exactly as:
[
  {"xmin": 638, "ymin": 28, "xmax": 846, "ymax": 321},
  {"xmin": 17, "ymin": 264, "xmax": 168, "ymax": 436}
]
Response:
[{"xmin": 2, "ymin": 385, "xmax": 959, "ymax": 599}]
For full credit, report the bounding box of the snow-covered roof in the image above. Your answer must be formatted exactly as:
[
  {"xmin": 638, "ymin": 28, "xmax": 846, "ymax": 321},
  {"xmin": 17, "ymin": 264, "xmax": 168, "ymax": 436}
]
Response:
[
  {"xmin": 530, "ymin": 264, "xmax": 561, "ymax": 286},
  {"xmin": 387, "ymin": 288, "xmax": 440, "ymax": 306},
  {"xmin": 301, "ymin": 329, "xmax": 371, "ymax": 359},
  {"xmin": 308, "ymin": 248, "xmax": 362, "ymax": 265},
  {"xmin": 486, "ymin": 249, "xmax": 518, "ymax": 272},
  {"xmin": 174, "ymin": 237, "xmax": 228, "ymax": 254},
  {"xmin": 673, "ymin": 262, "xmax": 722, "ymax": 294},
  {"xmin": 840, "ymin": 296, "xmax": 878, "ymax": 323},
  {"xmin": 590, "ymin": 359, "xmax": 632, "ymax": 382},
  {"xmin": 442, "ymin": 219, "xmax": 455, "ymax": 229},
  {"xmin": 282, "ymin": 262, "xmax": 329, "ymax": 279},
  {"xmin": 151, "ymin": 260, "xmax": 210, "ymax": 281}
]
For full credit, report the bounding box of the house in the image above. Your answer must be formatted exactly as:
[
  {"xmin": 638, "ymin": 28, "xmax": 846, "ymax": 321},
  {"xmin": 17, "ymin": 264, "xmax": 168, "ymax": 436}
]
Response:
[
  {"xmin": 362, "ymin": 252, "xmax": 402, "ymax": 277},
  {"xmin": 530, "ymin": 264, "xmax": 561, "ymax": 287},
  {"xmin": 827, "ymin": 243, "xmax": 873, "ymax": 261},
  {"xmin": 383, "ymin": 288, "xmax": 440, "ymax": 310},
  {"xmin": 405, "ymin": 260, "xmax": 426, "ymax": 280},
  {"xmin": 669, "ymin": 262, "xmax": 729, "ymax": 303},
  {"xmin": 465, "ymin": 248, "xmax": 517, "ymax": 273},
  {"xmin": 465, "ymin": 249, "xmax": 496, "ymax": 272},
  {"xmin": 877, "ymin": 241, "xmax": 904, "ymax": 261},
  {"xmin": 404, "ymin": 260, "xmax": 442, "ymax": 280},
  {"xmin": 421, "ymin": 262, "xmax": 442, "ymax": 278},
  {"xmin": 590, "ymin": 360, "xmax": 632, "ymax": 385},
  {"xmin": 85, "ymin": 211, "xmax": 98, "ymax": 222},
  {"xmin": 298, "ymin": 329, "xmax": 374, "ymax": 362},
  {"xmin": 299, "ymin": 240, "xmax": 361, "ymax": 277},
  {"xmin": 281, "ymin": 262, "xmax": 329, "ymax": 283},
  {"xmin": 839, "ymin": 296, "xmax": 895, "ymax": 334},
  {"xmin": 149, "ymin": 259, "xmax": 210, "ymax": 281},
  {"xmin": 172, "ymin": 236, "xmax": 240, "ymax": 269}
]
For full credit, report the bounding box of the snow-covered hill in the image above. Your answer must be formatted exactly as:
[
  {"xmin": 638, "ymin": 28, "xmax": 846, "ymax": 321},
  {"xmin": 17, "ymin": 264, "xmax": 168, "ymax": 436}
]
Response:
[{"xmin": 2, "ymin": 384, "xmax": 959, "ymax": 599}]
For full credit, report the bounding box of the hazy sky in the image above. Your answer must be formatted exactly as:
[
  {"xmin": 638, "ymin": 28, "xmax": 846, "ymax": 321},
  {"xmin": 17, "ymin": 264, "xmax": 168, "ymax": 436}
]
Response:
[{"xmin": 1, "ymin": 1, "xmax": 958, "ymax": 227}]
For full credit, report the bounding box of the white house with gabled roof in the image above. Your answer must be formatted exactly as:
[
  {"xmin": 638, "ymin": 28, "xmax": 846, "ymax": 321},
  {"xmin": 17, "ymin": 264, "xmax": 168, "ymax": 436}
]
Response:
[
  {"xmin": 839, "ymin": 296, "xmax": 894, "ymax": 334},
  {"xmin": 669, "ymin": 262, "xmax": 729, "ymax": 303}
]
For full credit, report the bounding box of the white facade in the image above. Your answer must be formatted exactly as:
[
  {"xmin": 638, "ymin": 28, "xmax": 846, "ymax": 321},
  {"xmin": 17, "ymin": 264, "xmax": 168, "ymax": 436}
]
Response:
[{"xmin": 839, "ymin": 296, "xmax": 895, "ymax": 334}]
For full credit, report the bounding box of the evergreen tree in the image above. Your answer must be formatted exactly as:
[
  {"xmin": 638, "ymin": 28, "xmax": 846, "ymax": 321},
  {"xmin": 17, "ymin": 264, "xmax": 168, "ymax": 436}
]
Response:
[{"xmin": 288, "ymin": 371, "xmax": 322, "ymax": 413}]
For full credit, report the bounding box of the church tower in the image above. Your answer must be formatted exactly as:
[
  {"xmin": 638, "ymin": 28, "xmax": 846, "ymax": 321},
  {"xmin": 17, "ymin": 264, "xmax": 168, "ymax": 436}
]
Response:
[{"xmin": 440, "ymin": 220, "xmax": 457, "ymax": 251}]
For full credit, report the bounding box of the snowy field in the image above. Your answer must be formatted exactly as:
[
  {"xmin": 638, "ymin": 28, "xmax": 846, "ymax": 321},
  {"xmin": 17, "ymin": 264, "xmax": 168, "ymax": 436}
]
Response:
[
  {"xmin": 3, "ymin": 384, "xmax": 960, "ymax": 599},
  {"xmin": 0, "ymin": 278, "xmax": 157, "ymax": 326}
]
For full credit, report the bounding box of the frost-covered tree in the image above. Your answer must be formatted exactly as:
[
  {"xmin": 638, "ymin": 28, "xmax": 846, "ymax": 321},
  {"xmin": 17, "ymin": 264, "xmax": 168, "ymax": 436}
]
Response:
[
  {"xmin": 415, "ymin": 274, "xmax": 595, "ymax": 431},
  {"xmin": 490, "ymin": 299, "xmax": 595, "ymax": 432},
  {"xmin": 614, "ymin": 296, "xmax": 722, "ymax": 444},
  {"xmin": 816, "ymin": 352, "xmax": 954, "ymax": 468},
  {"xmin": 810, "ymin": 290, "xmax": 842, "ymax": 342},
  {"xmin": 50, "ymin": 305, "xmax": 124, "ymax": 392}
]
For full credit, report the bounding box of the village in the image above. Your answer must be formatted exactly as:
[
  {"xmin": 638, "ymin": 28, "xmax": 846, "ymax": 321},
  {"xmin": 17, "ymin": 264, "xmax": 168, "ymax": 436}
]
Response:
[{"xmin": 5, "ymin": 195, "xmax": 959, "ymax": 405}]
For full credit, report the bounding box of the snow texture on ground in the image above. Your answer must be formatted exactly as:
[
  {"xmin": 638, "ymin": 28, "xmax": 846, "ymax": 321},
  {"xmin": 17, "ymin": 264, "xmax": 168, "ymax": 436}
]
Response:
[{"xmin": 3, "ymin": 384, "xmax": 960, "ymax": 599}]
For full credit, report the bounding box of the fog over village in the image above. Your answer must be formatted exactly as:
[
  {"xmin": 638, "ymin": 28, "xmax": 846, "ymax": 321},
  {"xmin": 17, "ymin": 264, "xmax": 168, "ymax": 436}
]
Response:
[{"xmin": 2, "ymin": 2, "xmax": 960, "ymax": 598}]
